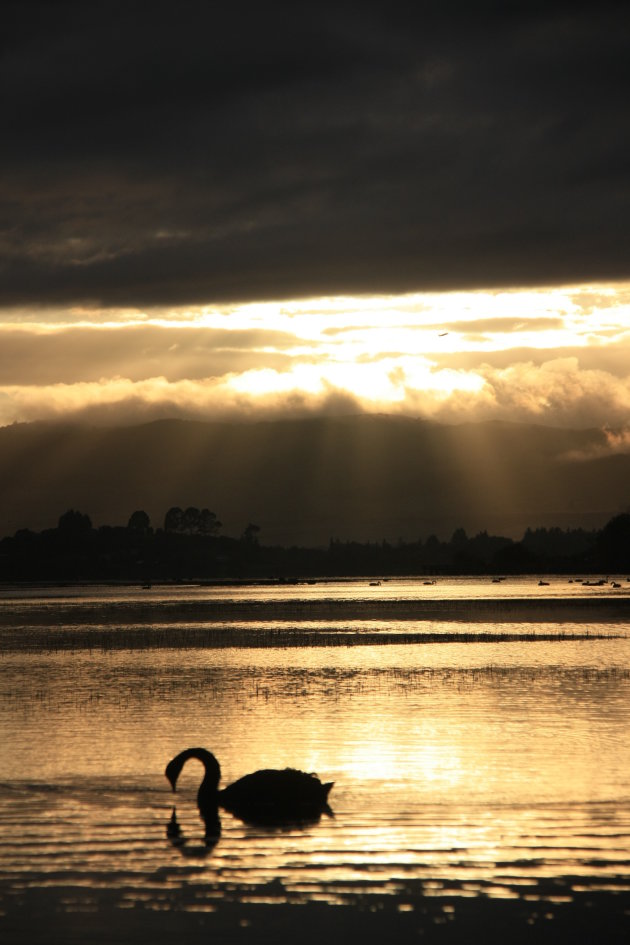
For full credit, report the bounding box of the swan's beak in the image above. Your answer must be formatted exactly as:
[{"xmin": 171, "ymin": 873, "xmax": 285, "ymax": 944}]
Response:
[{"xmin": 165, "ymin": 763, "xmax": 178, "ymax": 792}]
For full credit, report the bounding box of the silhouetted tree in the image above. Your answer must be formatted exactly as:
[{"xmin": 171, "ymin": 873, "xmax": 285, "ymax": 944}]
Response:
[
  {"xmin": 164, "ymin": 506, "xmax": 221, "ymax": 535},
  {"xmin": 242, "ymin": 523, "xmax": 261, "ymax": 545},
  {"xmin": 58, "ymin": 509, "xmax": 92, "ymax": 536},
  {"xmin": 451, "ymin": 527, "xmax": 468, "ymax": 545},
  {"xmin": 182, "ymin": 507, "xmax": 202, "ymax": 534},
  {"xmin": 597, "ymin": 513, "xmax": 630, "ymax": 570},
  {"xmin": 55, "ymin": 509, "xmax": 93, "ymax": 556},
  {"xmin": 199, "ymin": 508, "xmax": 221, "ymax": 536},
  {"xmin": 127, "ymin": 510, "xmax": 151, "ymax": 533},
  {"xmin": 164, "ymin": 507, "xmax": 184, "ymax": 532},
  {"xmin": 522, "ymin": 525, "xmax": 597, "ymax": 560}
]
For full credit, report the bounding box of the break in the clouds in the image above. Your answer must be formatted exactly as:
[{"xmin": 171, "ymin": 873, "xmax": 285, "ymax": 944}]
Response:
[
  {"xmin": 2, "ymin": 1, "xmax": 630, "ymax": 308},
  {"xmin": 1, "ymin": 284, "xmax": 629, "ymax": 431},
  {"xmin": 3, "ymin": 4, "xmax": 630, "ymax": 434}
]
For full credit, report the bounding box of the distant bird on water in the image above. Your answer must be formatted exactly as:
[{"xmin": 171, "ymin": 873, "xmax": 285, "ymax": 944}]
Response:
[{"xmin": 165, "ymin": 747, "xmax": 334, "ymax": 825}]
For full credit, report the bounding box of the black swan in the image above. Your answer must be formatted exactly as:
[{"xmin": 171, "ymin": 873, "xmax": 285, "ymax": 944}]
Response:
[{"xmin": 165, "ymin": 747, "xmax": 334, "ymax": 824}]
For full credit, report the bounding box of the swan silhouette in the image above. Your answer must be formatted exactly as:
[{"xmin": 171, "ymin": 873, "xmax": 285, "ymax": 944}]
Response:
[{"xmin": 165, "ymin": 747, "xmax": 334, "ymax": 825}]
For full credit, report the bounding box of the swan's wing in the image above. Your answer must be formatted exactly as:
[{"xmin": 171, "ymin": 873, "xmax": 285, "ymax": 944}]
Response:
[{"xmin": 219, "ymin": 768, "xmax": 332, "ymax": 822}]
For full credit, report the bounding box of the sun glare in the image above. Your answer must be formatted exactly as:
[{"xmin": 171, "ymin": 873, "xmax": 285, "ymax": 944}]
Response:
[{"xmin": 1, "ymin": 281, "xmax": 629, "ymax": 426}]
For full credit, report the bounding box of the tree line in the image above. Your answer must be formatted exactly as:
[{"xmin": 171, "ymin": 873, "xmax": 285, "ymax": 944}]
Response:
[{"xmin": 0, "ymin": 508, "xmax": 629, "ymax": 582}]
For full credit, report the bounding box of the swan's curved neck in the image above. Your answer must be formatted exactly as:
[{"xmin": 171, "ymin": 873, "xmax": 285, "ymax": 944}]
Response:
[{"xmin": 167, "ymin": 747, "xmax": 221, "ymax": 795}]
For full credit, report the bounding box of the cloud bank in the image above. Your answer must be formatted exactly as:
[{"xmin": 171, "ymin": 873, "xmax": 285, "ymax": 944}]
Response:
[
  {"xmin": 2, "ymin": 1, "xmax": 630, "ymax": 308},
  {"xmin": 1, "ymin": 285, "xmax": 629, "ymax": 436}
]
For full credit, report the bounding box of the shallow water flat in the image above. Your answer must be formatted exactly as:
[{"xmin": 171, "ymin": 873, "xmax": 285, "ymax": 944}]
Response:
[
  {"xmin": 1, "ymin": 581, "xmax": 630, "ymax": 942},
  {"xmin": 1, "ymin": 577, "xmax": 629, "ymax": 652},
  {"xmin": 2, "ymin": 575, "xmax": 629, "ymax": 604}
]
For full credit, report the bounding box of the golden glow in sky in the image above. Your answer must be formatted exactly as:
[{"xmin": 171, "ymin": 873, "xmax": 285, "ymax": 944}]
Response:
[{"xmin": 0, "ymin": 281, "xmax": 629, "ymax": 429}]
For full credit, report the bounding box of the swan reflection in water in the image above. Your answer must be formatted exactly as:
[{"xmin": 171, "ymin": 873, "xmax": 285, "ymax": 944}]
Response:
[
  {"xmin": 165, "ymin": 747, "xmax": 334, "ymax": 853},
  {"xmin": 166, "ymin": 807, "xmax": 222, "ymax": 857}
]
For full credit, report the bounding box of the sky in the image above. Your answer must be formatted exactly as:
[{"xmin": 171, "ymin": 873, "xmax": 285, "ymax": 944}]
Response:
[{"xmin": 2, "ymin": 1, "xmax": 630, "ymax": 431}]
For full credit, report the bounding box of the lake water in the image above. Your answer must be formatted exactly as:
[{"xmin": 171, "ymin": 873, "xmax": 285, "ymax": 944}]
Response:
[{"xmin": 1, "ymin": 577, "xmax": 630, "ymax": 943}]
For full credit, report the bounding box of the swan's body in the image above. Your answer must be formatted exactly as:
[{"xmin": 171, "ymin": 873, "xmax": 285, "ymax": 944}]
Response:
[{"xmin": 165, "ymin": 747, "xmax": 333, "ymax": 824}]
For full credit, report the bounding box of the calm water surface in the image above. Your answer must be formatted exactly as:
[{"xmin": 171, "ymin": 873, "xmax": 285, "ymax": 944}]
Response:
[{"xmin": 1, "ymin": 578, "xmax": 630, "ymax": 931}]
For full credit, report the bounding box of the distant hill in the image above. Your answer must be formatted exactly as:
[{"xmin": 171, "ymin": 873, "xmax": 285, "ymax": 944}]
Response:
[{"xmin": 0, "ymin": 415, "xmax": 628, "ymax": 545}]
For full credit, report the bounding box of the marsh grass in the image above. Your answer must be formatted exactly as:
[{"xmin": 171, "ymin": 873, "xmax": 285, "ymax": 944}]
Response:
[
  {"xmin": 1, "ymin": 595, "xmax": 629, "ymax": 630},
  {"xmin": 3, "ymin": 659, "xmax": 628, "ymax": 713},
  {"xmin": 0, "ymin": 624, "xmax": 624, "ymax": 652}
]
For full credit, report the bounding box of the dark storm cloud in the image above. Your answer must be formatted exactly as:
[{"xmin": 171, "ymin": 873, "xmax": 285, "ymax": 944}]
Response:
[{"xmin": 2, "ymin": 1, "xmax": 630, "ymax": 307}]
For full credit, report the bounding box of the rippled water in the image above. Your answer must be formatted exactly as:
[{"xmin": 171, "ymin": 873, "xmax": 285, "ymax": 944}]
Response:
[{"xmin": 1, "ymin": 578, "xmax": 630, "ymax": 942}]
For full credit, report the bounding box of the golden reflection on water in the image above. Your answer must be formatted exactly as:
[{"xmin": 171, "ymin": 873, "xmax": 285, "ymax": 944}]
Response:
[
  {"xmin": 2, "ymin": 643, "xmax": 630, "ymax": 801},
  {"xmin": 1, "ymin": 593, "xmax": 630, "ymax": 924}
]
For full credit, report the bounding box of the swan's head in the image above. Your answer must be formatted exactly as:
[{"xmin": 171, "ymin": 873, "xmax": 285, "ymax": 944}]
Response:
[{"xmin": 165, "ymin": 755, "xmax": 185, "ymax": 792}]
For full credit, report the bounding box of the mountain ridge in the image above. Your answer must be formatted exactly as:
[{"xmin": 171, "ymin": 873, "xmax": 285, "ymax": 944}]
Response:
[{"xmin": 0, "ymin": 415, "xmax": 626, "ymax": 544}]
